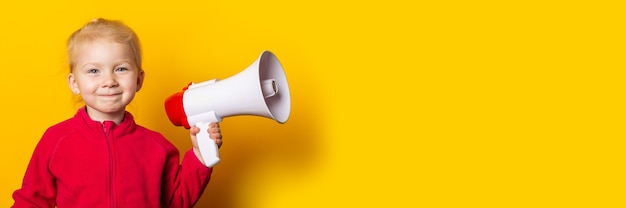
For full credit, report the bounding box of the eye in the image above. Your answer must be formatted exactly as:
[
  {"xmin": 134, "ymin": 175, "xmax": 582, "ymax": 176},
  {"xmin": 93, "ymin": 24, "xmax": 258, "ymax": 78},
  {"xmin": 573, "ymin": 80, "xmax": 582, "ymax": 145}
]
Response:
[
  {"xmin": 88, "ymin": 69, "xmax": 99, "ymax": 74},
  {"xmin": 116, "ymin": 67, "xmax": 129, "ymax": 72}
]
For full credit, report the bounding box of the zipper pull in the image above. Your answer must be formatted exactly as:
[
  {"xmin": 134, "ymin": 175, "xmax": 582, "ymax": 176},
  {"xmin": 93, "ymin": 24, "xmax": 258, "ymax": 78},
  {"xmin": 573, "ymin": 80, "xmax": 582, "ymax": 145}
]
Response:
[{"xmin": 102, "ymin": 121, "xmax": 115, "ymax": 135}]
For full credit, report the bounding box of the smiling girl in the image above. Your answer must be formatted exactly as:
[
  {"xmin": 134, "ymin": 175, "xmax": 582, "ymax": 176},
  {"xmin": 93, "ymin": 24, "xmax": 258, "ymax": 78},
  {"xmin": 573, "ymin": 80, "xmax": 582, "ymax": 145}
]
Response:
[{"xmin": 12, "ymin": 18, "xmax": 222, "ymax": 208}]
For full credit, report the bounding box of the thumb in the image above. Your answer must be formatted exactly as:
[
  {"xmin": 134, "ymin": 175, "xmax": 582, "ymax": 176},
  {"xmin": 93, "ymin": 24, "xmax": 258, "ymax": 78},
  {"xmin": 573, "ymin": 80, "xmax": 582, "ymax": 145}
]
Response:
[{"xmin": 189, "ymin": 126, "xmax": 200, "ymax": 136}]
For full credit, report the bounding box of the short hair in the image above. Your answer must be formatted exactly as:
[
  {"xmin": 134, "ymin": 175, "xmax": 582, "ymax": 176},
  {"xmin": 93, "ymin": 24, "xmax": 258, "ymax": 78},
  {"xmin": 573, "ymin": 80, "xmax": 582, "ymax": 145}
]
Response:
[{"xmin": 66, "ymin": 18, "xmax": 142, "ymax": 72}]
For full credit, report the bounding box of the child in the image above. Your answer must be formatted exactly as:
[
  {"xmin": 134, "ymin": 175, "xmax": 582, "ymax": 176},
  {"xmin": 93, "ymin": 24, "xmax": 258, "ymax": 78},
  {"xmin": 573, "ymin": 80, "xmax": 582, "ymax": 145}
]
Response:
[{"xmin": 12, "ymin": 18, "xmax": 222, "ymax": 208}]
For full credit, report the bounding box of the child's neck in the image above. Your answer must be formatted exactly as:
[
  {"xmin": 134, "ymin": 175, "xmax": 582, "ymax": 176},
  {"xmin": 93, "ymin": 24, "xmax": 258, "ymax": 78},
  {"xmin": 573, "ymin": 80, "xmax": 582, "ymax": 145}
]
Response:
[{"xmin": 85, "ymin": 107, "xmax": 125, "ymax": 125}]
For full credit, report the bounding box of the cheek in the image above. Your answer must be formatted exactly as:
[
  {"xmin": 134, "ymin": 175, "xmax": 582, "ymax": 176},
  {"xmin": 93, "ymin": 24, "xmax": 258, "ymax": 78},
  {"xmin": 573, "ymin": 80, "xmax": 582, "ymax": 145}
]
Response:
[
  {"xmin": 121, "ymin": 78, "xmax": 140, "ymax": 90},
  {"xmin": 75, "ymin": 78, "xmax": 98, "ymax": 91}
]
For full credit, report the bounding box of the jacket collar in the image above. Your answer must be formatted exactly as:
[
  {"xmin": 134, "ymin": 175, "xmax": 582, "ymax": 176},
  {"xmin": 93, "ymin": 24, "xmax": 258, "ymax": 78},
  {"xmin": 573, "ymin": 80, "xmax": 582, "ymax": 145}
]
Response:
[{"xmin": 74, "ymin": 106, "xmax": 136, "ymax": 136}]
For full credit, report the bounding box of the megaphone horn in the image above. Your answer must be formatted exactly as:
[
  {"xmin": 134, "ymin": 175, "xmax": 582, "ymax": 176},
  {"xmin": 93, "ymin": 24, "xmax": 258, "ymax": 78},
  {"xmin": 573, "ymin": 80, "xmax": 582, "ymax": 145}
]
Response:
[{"xmin": 164, "ymin": 50, "xmax": 291, "ymax": 167}]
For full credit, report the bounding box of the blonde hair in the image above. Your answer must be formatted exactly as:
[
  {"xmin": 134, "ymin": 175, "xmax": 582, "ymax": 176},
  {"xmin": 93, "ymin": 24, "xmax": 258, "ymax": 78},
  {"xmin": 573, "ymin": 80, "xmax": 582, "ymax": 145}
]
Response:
[{"xmin": 67, "ymin": 18, "xmax": 142, "ymax": 72}]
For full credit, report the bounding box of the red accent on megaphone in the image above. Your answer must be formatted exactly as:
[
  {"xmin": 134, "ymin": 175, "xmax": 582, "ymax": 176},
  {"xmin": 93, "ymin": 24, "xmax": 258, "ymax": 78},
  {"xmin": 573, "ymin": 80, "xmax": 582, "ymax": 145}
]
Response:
[{"xmin": 164, "ymin": 90, "xmax": 191, "ymax": 129}]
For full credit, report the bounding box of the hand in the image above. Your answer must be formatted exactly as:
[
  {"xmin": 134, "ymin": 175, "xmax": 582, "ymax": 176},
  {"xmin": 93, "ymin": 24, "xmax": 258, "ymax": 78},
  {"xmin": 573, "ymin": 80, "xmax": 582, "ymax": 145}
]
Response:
[{"xmin": 190, "ymin": 122, "xmax": 223, "ymax": 164}]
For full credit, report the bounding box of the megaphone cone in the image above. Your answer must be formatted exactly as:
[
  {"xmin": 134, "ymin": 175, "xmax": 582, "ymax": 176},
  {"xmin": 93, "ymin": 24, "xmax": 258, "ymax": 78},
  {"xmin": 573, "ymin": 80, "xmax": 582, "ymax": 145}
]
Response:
[{"xmin": 164, "ymin": 50, "xmax": 291, "ymax": 167}]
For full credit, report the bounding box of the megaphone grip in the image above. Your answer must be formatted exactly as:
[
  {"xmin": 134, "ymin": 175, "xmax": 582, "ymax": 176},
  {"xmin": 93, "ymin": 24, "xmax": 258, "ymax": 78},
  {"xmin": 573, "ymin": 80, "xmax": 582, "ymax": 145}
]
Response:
[{"xmin": 196, "ymin": 122, "xmax": 221, "ymax": 167}]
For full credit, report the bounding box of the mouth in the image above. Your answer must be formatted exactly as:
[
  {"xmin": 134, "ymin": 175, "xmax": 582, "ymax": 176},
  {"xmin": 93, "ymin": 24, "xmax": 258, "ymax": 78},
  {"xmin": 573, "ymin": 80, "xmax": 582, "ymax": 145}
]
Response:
[{"xmin": 100, "ymin": 93, "xmax": 122, "ymax": 97}]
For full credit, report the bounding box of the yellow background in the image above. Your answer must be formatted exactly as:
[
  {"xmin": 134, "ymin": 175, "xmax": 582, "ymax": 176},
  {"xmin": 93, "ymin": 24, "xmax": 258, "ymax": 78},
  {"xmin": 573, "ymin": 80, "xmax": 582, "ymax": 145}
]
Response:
[{"xmin": 1, "ymin": 0, "xmax": 624, "ymax": 207}]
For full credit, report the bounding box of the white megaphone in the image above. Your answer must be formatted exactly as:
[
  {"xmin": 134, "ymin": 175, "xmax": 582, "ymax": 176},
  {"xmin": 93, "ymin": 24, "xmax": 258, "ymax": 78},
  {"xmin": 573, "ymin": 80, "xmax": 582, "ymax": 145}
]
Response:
[{"xmin": 164, "ymin": 50, "xmax": 291, "ymax": 167}]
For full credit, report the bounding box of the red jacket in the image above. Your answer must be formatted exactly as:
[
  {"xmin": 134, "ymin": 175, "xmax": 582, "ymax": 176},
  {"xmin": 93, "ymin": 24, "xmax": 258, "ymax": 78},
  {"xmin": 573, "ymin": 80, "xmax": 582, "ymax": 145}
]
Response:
[{"xmin": 13, "ymin": 108, "xmax": 212, "ymax": 208}]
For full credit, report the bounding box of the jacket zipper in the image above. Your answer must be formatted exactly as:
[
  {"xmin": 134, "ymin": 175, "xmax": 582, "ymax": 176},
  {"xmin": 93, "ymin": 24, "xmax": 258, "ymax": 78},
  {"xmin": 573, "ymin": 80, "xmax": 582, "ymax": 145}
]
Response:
[{"xmin": 103, "ymin": 122, "xmax": 115, "ymax": 208}]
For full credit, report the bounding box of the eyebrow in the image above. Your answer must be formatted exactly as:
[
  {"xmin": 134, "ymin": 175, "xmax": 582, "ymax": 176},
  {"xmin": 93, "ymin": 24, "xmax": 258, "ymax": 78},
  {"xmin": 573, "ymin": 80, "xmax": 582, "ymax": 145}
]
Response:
[{"xmin": 78, "ymin": 60, "xmax": 136, "ymax": 69}]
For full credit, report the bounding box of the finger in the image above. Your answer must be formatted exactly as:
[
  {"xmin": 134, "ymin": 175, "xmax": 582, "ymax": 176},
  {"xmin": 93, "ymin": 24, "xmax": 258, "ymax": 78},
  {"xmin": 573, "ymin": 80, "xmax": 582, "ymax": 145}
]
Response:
[
  {"xmin": 210, "ymin": 132, "xmax": 222, "ymax": 140},
  {"xmin": 213, "ymin": 138, "xmax": 222, "ymax": 148},
  {"xmin": 189, "ymin": 126, "xmax": 200, "ymax": 135},
  {"xmin": 208, "ymin": 127, "xmax": 220, "ymax": 134},
  {"xmin": 210, "ymin": 131, "xmax": 222, "ymax": 145},
  {"xmin": 208, "ymin": 123, "xmax": 221, "ymax": 134}
]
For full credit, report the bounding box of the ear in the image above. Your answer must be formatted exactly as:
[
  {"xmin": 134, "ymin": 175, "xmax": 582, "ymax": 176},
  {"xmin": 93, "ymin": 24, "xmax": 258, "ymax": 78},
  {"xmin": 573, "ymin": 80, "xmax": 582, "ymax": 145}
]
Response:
[
  {"xmin": 67, "ymin": 73, "xmax": 80, "ymax": 94},
  {"xmin": 136, "ymin": 70, "xmax": 145, "ymax": 92}
]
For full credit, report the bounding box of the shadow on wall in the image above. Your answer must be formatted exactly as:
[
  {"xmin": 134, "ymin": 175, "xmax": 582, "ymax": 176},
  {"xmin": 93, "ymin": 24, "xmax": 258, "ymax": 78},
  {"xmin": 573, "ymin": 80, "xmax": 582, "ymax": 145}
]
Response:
[{"xmin": 205, "ymin": 114, "xmax": 319, "ymax": 208}]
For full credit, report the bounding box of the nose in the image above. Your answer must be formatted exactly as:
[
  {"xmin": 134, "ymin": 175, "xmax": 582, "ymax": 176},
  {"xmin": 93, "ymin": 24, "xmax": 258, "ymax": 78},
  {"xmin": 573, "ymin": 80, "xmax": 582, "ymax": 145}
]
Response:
[{"xmin": 101, "ymin": 72, "xmax": 119, "ymax": 88}]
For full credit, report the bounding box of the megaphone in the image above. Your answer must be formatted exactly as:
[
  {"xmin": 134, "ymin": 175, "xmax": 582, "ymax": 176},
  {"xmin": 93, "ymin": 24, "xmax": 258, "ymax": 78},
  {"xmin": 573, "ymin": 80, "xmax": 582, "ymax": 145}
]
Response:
[{"xmin": 164, "ymin": 50, "xmax": 291, "ymax": 167}]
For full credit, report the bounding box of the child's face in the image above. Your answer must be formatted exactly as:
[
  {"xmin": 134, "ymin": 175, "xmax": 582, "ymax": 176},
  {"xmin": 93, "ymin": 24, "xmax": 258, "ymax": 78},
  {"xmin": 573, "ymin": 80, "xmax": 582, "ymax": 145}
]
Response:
[{"xmin": 68, "ymin": 39, "xmax": 144, "ymax": 120}]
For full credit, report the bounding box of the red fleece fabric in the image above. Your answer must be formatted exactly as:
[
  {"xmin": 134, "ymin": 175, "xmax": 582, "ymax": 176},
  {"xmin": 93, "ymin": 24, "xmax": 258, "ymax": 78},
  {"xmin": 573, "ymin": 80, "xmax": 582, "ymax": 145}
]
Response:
[{"xmin": 13, "ymin": 107, "xmax": 212, "ymax": 208}]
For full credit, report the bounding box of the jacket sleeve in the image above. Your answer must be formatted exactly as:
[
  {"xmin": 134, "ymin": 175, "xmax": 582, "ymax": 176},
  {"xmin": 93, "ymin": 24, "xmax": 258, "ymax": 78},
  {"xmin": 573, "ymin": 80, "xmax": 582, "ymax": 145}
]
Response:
[
  {"xmin": 161, "ymin": 149, "xmax": 213, "ymax": 208},
  {"xmin": 12, "ymin": 132, "xmax": 58, "ymax": 208}
]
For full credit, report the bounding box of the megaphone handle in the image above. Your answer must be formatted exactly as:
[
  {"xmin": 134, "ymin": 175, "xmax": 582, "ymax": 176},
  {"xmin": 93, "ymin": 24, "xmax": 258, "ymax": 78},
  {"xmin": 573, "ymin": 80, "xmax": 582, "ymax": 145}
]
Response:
[{"xmin": 196, "ymin": 122, "xmax": 221, "ymax": 167}]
